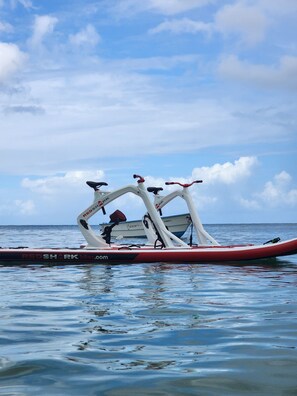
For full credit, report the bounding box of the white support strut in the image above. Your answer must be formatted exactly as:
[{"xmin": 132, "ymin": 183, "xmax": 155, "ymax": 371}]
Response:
[{"xmin": 151, "ymin": 182, "xmax": 219, "ymax": 246}]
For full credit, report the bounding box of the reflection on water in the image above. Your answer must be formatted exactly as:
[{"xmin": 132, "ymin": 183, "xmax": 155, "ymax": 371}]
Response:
[{"xmin": 0, "ymin": 224, "xmax": 297, "ymax": 395}]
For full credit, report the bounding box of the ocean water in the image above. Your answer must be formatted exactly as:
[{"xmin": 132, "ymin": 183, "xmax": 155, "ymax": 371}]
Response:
[{"xmin": 0, "ymin": 224, "xmax": 297, "ymax": 395}]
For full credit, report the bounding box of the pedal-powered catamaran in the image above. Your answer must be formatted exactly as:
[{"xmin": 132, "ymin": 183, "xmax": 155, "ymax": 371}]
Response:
[{"xmin": 1, "ymin": 174, "xmax": 297, "ymax": 265}]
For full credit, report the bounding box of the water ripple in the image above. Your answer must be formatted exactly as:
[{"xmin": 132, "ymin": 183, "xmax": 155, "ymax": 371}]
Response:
[{"xmin": 1, "ymin": 225, "xmax": 297, "ymax": 395}]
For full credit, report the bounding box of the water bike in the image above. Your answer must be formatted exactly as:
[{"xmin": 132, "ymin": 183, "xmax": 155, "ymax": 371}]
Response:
[{"xmin": 1, "ymin": 174, "xmax": 297, "ymax": 265}]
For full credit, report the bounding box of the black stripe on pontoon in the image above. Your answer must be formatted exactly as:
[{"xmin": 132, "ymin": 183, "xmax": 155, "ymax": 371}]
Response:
[{"xmin": 0, "ymin": 252, "xmax": 139, "ymax": 263}]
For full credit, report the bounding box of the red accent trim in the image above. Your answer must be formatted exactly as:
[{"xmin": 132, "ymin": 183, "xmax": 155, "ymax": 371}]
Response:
[{"xmin": 133, "ymin": 174, "xmax": 145, "ymax": 183}]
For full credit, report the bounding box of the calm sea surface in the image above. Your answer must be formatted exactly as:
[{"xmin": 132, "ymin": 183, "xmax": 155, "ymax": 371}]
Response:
[{"xmin": 1, "ymin": 224, "xmax": 297, "ymax": 395}]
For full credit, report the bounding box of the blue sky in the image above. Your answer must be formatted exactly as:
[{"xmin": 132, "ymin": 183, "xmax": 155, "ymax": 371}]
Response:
[{"xmin": 0, "ymin": 0, "xmax": 296, "ymax": 225}]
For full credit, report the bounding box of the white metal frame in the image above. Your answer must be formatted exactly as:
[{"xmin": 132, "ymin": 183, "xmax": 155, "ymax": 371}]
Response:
[{"xmin": 77, "ymin": 175, "xmax": 189, "ymax": 249}]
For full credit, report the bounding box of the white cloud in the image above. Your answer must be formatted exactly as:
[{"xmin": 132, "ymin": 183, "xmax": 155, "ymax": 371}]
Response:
[
  {"xmin": 14, "ymin": 199, "xmax": 36, "ymax": 215},
  {"xmin": 0, "ymin": 63, "xmax": 291, "ymax": 175},
  {"xmin": 0, "ymin": 42, "xmax": 26, "ymax": 83},
  {"xmin": 215, "ymin": 2, "xmax": 269, "ymax": 46},
  {"xmin": 0, "ymin": 21, "xmax": 13, "ymax": 33},
  {"xmin": 149, "ymin": 17, "xmax": 212, "ymax": 35},
  {"xmin": 149, "ymin": 0, "xmax": 214, "ymax": 15},
  {"xmin": 259, "ymin": 0, "xmax": 297, "ymax": 15},
  {"xmin": 192, "ymin": 156, "xmax": 258, "ymax": 185},
  {"xmin": 22, "ymin": 170, "xmax": 105, "ymax": 196},
  {"xmin": 69, "ymin": 24, "xmax": 101, "ymax": 48},
  {"xmin": 240, "ymin": 171, "xmax": 297, "ymax": 210},
  {"xmin": 18, "ymin": 0, "xmax": 33, "ymax": 8},
  {"xmin": 257, "ymin": 171, "xmax": 297, "ymax": 207},
  {"xmin": 10, "ymin": 161, "xmax": 297, "ymax": 224},
  {"xmin": 239, "ymin": 197, "xmax": 261, "ymax": 210},
  {"xmin": 218, "ymin": 55, "xmax": 297, "ymax": 91},
  {"xmin": 28, "ymin": 15, "xmax": 58, "ymax": 48},
  {"xmin": 11, "ymin": 0, "xmax": 34, "ymax": 9},
  {"xmin": 141, "ymin": 157, "xmax": 258, "ymax": 211},
  {"xmin": 116, "ymin": 54, "xmax": 200, "ymax": 71},
  {"xmin": 112, "ymin": 0, "xmax": 214, "ymax": 16},
  {"xmin": 142, "ymin": 174, "xmax": 219, "ymax": 212}
]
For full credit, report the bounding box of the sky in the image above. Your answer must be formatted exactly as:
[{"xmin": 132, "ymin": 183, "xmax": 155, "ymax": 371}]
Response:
[{"xmin": 0, "ymin": 0, "xmax": 296, "ymax": 225}]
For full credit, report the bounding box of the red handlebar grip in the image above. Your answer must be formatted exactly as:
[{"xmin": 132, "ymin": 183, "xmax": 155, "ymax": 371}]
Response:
[{"xmin": 133, "ymin": 174, "xmax": 145, "ymax": 183}]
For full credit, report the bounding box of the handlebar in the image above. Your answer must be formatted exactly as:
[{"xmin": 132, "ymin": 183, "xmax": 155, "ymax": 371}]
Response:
[
  {"xmin": 133, "ymin": 174, "xmax": 145, "ymax": 183},
  {"xmin": 165, "ymin": 180, "xmax": 203, "ymax": 188}
]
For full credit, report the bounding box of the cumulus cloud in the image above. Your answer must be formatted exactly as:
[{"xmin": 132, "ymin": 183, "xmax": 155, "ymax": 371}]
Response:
[
  {"xmin": 0, "ymin": 200, "xmax": 35, "ymax": 217},
  {"xmin": 14, "ymin": 199, "xmax": 36, "ymax": 215},
  {"xmin": 257, "ymin": 171, "xmax": 297, "ymax": 207},
  {"xmin": 149, "ymin": 17, "xmax": 212, "ymax": 35},
  {"xmin": 69, "ymin": 24, "xmax": 101, "ymax": 48},
  {"xmin": 0, "ymin": 42, "xmax": 26, "ymax": 83},
  {"xmin": 124, "ymin": 158, "xmax": 257, "ymax": 215},
  {"xmin": 22, "ymin": 162, "xmax": 252, "ymax": 222},
  {"xmin": 218, "ymin": 55, "xmax": 297, "ymax": 91},
  {"xmin": 28, "ymin": 15, "xmax": 58, "ymax": 48},
  {"xmin": 215, "ymin": 2, "xmax": 269, "ymax": 46},
  {"xmin": 22, "ymin": 170, "xmax": 105, "ymax": 195},
  {"xmin": 239, "ymin": 197, "xmax": 261, "ymax": 210},
  {"xmin": 142, "ymin": 173, "xmax": 218, "ymax": 213},
  {"xmin": 240, "ymin": 171, "xmax": 297, "ymax": 210},
  {"xmin": 191, "ymin": 156, "xmax": 258, "ymax": 185}
]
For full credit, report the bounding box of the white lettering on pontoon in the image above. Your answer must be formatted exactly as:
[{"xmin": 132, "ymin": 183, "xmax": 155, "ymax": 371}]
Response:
[
  {"xmin": 63, "ymin": 254, "xmax": 79, "ymax": 260},
  {"xmin": 43, "ymin": 254, "xmax": 58, "ymax": 260},
  {"xmin": 95, "ymin": 255, "xmax": 109, "ymax": 260},
  {"xmin": 42, "ymin": 254, "xmax": 79, "ymax": 260}
]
